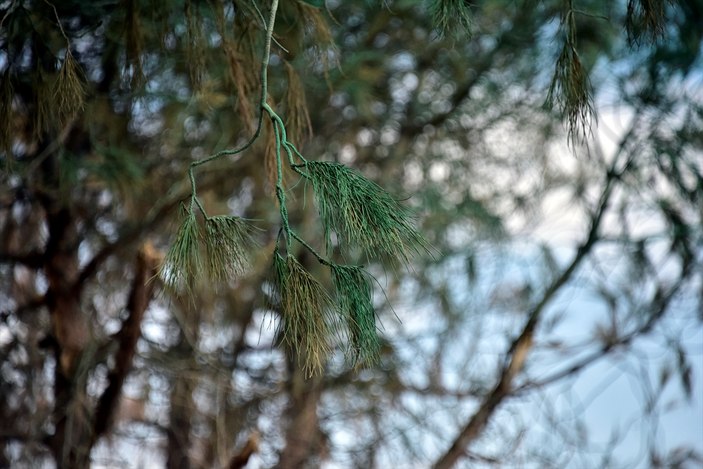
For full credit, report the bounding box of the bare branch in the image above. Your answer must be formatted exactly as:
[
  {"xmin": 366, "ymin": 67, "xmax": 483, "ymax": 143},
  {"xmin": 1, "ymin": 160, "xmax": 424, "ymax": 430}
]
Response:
[
  {"xmin": 0, "ymin": 250, "xmax": 45, "ymax": 268},
  {"xmin": 431, "ymin": 142, "xmax": 636, "ymax": 469},
  {"xmin": 517, "ymin": 277, "xmax": 689, "ymax": 394}
]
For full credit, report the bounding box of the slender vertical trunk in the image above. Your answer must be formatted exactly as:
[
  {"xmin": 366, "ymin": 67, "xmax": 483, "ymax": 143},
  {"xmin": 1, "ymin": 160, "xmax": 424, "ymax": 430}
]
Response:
[
  {"xmin": 39, "ymin": 147, "xmax": 93, "ymax": 468},
  {"xmin": 167, "ymin": 334, "xmax": 195, "ymax": 469},
  {"xmin": 278, "ymin": 369, "xmax": 324, "ymax": 469}
]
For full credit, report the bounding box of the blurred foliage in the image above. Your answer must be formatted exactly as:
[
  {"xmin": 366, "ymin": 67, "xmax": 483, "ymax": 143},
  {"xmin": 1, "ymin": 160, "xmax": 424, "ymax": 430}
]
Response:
[{"xmin": 0, "ymin": 0, "xmax": 701, "ymax": 468}]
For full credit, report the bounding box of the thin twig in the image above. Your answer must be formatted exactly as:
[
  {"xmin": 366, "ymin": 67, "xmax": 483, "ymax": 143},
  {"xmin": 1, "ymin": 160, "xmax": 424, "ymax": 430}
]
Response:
[
  {"xmin": 515, "ymin": 279, "xmax": 686, "ymax": 394},
  {"xmin": 42, "ymin": 0, "xmax": 69, "ymax": 42},
  {"xmin": 187, "ymin": 0, "xmax": 281, "ymax": 207}
]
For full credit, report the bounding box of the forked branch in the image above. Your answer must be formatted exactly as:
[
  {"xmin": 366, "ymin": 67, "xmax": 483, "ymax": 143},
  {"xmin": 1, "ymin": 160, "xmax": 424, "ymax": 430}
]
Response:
[{"xmin": 431, "ymin": 138, "xmax": 635, "ymax": 469}]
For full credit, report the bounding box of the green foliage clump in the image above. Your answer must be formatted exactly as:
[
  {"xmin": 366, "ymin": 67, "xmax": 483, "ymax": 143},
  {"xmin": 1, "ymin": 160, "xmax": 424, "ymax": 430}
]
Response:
[
  {"xmin": 160, "ymin": 208, "xmax": 258, "ymax": 294},
  {"xmin": 160, "ymin": 207, "xmax": 203, "ymax": 293},
  {"xmin": 331, "ymin": 264, "xmax": 380, "ymax": 367},
  {"xmin": 429, "ymin": 0, "xmax": 473, "ymax": 37},
  {"xmin": 205, "ymin": 216, "xmax": 260, "ymax": 282},
  {"xmin": 273, "ymin": 252, "xmax": 337, "ymax": 376},
  {"xmin": 300, "ymin": 160, "xmax": 429, "ymax": 265}
]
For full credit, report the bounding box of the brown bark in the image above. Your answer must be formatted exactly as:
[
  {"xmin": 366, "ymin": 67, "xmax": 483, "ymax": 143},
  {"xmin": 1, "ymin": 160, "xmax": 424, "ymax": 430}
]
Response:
[
  {"xmin": 228, "ymin": 431, "xmax": 260, "ymax": 469},
  {"xmin": 278, "ymin": 373, "xmax": 324, "ymax": 469},
  {"xmin": 42, "ymin": 194, "xmax": 92, "ymax": 468},
  {"xmin": 93, "ymin": 242, "xmax": 161, "ymax": 438},
  {"xmin": 43, "ymin": 204, "xmax": 87, "ymax": 378},
  {"xmin": 48, "ymin": 240, "xmax": 161, "ymax": 468},
  {"xmin": 167, "ymin": 334, "xmax": 195, "ymax": 469}
]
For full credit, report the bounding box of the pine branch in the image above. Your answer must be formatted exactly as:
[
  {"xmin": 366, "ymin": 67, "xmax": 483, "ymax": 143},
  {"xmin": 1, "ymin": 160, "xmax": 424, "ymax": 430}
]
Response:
[
  {"xmin": 184, "ymin": 0, "xmax": 281, "ymax": 210},
  {"xmin": 545, "ymin": 7, "xmax": 596, "ymax": 148},
  {"xmin": 162, "ymin": 0, "xmax": 428, "ymax": 375},
  {"xmin": 159, "ymin": 206, "xmax": 202, "ymax": 293},
  {"xmin": 430, "ymin": 0, "xmax": 473, "ymax": 37},
  {"xmin": 273, "ymin": 252, "xmax": 338, "ymax": 376},
  {"xmin": 299, "ymin": 160, "xmax": 430, "ymax": 265},
  {"xmin": 330, "ymin": 264, "xmax": 380, "ymax": 366}
]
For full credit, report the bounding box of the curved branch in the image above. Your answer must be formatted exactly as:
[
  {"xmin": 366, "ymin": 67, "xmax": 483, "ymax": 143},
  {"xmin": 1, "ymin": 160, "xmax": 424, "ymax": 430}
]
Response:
[
  {"xmin": 516, "ymin": 275, "xmax": 690, "ymax": 394},
  {"xmin": 431, "ymin": 149, "xmax": 634, "ymax": 469}
]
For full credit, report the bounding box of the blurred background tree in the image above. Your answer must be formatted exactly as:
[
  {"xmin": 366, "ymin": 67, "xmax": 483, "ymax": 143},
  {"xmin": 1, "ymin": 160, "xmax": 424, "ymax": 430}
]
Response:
[{"xmin": 1, "ymin": 0, "xmax": 701, "ymax": 468}]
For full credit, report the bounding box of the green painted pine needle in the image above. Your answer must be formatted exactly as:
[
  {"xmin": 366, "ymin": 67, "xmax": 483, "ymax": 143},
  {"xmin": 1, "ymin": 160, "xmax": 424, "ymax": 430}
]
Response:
[
  {"xmin": 302, "ymin": 161, "xmax": 430, "ymax": 265},
  {"xmin": 273, "ymin": 253, "xmax": 337, "ymax": 376},
  {"xmin": 159, "ymin": 207, "xmax": 202, "ymax": 292},
  {"xmin": 204, "ymin": 216, "xmax": 259, "ymax": 281},
  {"xmin": 331, "ymin": 264, "xmax": 380, "ymax": 367}
]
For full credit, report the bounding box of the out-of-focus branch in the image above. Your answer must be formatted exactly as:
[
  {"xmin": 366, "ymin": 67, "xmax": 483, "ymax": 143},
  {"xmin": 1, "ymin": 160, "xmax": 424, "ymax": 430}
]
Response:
[
  {"xmin": 228, "ymin": 431, "xmax": 260, "ymax": 469},
  {"xmin": 400, "ymin": 8, "xmax": 533, "ymax": 138},
  {"xmin": 5, "ymin": 294, "xmax": 47, "ymax": 316},
  {"xmin": 92, "ymin": 242, "xmax": 161, "ymax": 440},
  {"xmin": 431, "ymin": 149, "xmax": 633, "ymax": 469},
  {"xmin": 0, "ymin": 250, "xmax": 45, "ymax": 268},
  {"xmin": 517, "ymin": 276, "xmax": 690, "ymax": 393},
  {"xmin": 77, "ymin": 196, "xmax": 181, "ymax": 286}
]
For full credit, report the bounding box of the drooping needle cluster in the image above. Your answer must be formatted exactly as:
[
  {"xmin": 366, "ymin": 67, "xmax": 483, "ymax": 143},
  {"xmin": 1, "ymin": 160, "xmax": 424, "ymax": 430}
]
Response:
[{"xmin": 160, "ymin": 0, "xmax": 430, "ymax": 376}]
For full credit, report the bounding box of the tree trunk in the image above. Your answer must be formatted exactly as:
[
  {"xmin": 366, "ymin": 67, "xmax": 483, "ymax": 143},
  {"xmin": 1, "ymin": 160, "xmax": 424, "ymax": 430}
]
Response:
[
  {"xmin": 40, "ymin": 151, "xmax": 93, "ymax": 467},
  {"xmin": 167, "ymin": 334, "xmax": 195, "ymax": 469},
  {"xmin": 278, "ymin": 371, "xmax": 324, "ymax": 469}
]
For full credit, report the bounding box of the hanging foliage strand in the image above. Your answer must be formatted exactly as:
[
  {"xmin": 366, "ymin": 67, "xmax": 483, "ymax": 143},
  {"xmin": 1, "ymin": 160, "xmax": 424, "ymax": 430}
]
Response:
[
  {"xmin": 160, "ymin": 206, "xmax": 203, "ymax": 293},
  {"xmin": 331, "ymin": 264, "xmax": 380, "ymax": 367},
  {"xmin": 429, "ymin": 0, "xmax": 473, "ymax": 37},
  {"xmin": 204, "ymin": 216, "xmax": 259, "ymax": 282},
  {"xmin": 273, "ymin": 252, "xmax": 338, "ymax": 377},
  {"xmin": 298, "ymin": 160, "xmax": 430, "ymax": 265},
  {"xmin": 544, "ymin": 4, "xmax": 596, "ymax": 148},
  {"xmin": 161, "ymin": 0, "xmax": 429, "ymax": 374}
]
